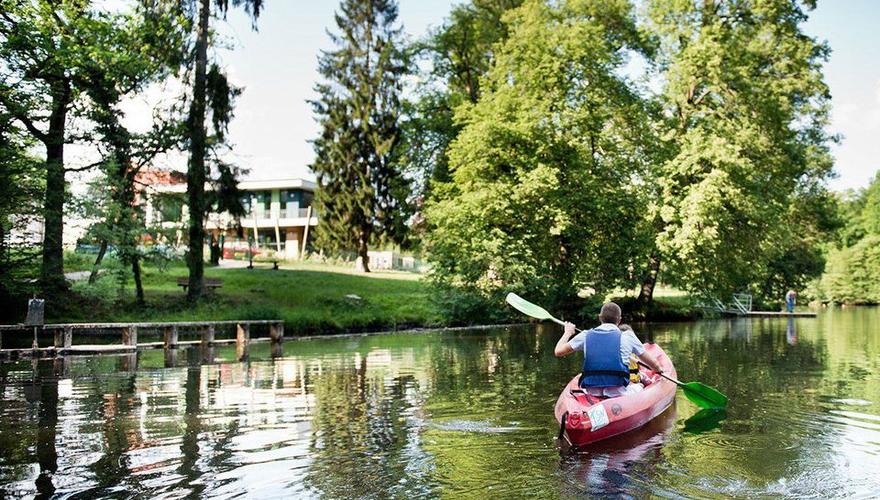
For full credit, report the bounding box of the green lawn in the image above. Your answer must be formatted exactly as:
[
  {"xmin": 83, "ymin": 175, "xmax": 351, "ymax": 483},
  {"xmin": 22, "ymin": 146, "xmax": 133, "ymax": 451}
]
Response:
[{"xmin": 58, "ymin": 260, "xmax": 442, "ymax": 335}]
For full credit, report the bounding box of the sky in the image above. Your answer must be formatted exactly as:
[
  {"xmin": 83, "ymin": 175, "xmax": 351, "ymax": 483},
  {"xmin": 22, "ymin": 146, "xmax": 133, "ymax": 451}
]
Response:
[{"xmin": 122, "ymin": 0, "xmax": 880, "ymax": 192}]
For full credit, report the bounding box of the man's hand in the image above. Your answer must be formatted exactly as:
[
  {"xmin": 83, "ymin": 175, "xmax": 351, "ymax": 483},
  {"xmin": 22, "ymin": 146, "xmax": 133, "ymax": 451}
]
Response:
[
  {"xmin": 555, "ymin": 322, "xmax": 577, "ymax": 357},
  {"xmin": 638, "ymin": 351, "xmax": 664, "ymax": 374}
]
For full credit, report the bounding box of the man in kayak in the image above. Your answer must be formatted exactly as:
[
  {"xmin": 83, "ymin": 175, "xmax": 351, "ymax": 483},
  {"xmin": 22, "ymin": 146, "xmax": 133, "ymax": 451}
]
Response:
[{"xmin": 554, "ymin": 302, "xmax": 664, "ymax": 398}]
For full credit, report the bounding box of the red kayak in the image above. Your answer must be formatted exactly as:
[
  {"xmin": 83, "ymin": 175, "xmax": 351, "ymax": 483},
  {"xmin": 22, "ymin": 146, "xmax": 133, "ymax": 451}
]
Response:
[{"xmin": 554, "ymin": 343, "xmax": 677, "ymax": 447}]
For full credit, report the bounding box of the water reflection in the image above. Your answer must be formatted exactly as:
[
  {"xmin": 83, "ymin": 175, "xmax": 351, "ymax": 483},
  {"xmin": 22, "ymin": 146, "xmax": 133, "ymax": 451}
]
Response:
[{"xmin": 1, "ymin": 309, "xmax": 880, "ymax": 497}]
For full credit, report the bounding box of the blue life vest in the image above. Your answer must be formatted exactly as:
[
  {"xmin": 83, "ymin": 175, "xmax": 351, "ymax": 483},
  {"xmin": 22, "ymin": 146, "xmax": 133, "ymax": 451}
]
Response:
[{"xmin": 580, "ymin": 327, "xmax": 630, "ymax": 388}]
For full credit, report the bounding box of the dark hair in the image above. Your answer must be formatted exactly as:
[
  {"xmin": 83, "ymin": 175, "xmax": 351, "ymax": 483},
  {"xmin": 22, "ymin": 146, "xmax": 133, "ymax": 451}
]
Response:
[
  {"xmin": 599, "ymin": 302, "xmax": 622, "ymax": 324},
  {"xmin": 619, "ymin": 324, "xmax": 632, "ymax": 332}
]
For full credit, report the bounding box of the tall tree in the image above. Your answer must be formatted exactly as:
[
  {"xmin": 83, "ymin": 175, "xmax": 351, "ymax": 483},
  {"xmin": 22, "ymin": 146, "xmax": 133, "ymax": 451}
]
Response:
[
  {"xmin": 424, "ymin": 0, "xmax": 655, "ymax": 314},
  {"xmin": 182, "ymin": 0, "xmax": 263, "ymax": 300},
  {"xmin": 64, "ymin": 1, "xmax": 188, "ymax": 304},
  {"xmin": 0, "ymin": 0, "xmax": 97, "ymax": 294},
  {"xmin": 311, "ymin": 0, "xmax": 410, "ymax": 272},
  {"xmin": 639, "ymin": 0, "xmax": 836, "ymax": 303},
  {"xmin": 401, "ymin": 0, "xmax": 523, "ymax": 200},
  {"xmin": 0, "ymin": 113, "xmax": 42, "ymax": 321}
]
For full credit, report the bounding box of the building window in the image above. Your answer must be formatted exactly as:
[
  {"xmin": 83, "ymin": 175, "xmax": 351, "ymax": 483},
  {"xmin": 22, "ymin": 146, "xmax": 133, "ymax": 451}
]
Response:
[{"xmin": 157, "ymin": 194, "xmax": 184, "ymax": 222}]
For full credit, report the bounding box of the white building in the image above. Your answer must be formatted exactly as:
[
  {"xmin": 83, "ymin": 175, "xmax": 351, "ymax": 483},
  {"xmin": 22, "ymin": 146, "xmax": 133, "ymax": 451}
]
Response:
[{"xmin": 141, "ymin": 172, "xmax": 319, "ymax": 261}]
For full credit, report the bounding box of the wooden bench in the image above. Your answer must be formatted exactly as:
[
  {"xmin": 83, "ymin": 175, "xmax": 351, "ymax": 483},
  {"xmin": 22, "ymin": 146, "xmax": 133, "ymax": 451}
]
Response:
[
  {"xmin": 176, "ymin": 277, "xmax": 223, "ymax": 292},
  {"xmin": 249, "ymin": 260, "xmax": 279, "ymax": 270}
]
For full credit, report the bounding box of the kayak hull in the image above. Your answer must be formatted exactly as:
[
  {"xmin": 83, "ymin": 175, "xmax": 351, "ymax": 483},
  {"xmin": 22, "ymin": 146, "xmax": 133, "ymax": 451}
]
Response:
[{"xmin": 554, "ymin": 343, "xmax": 677, "ymax": 447}]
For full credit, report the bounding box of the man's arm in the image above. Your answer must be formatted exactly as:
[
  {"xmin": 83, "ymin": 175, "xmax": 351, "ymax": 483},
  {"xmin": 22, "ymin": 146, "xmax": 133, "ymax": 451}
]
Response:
[
  {"xmin": 637, "ymin": 351, "xmax": 664, "ymax": 374},
  {"xmin": 554, "ymin": 322, "xmax": 577, "ymax": 357}
]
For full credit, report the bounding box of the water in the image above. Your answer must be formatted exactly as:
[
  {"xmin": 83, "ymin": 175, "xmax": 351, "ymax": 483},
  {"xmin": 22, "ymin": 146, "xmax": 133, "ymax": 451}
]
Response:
[{"xmin": 2, "ymin": 307, "xmax": 880, "ymax": 498}]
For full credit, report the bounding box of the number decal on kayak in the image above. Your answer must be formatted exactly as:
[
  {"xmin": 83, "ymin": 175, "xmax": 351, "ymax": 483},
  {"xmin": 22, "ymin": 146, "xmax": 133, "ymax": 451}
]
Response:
[{"xmin": 587, "ymin": 404, "xmax": 609, "ymax": 431}]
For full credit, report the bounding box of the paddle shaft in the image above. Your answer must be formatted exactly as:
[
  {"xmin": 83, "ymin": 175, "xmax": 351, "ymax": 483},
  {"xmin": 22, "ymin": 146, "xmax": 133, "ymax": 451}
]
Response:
[{"xmin": 638, "ymin": 360, "xmax": 684, "ymax": 388}]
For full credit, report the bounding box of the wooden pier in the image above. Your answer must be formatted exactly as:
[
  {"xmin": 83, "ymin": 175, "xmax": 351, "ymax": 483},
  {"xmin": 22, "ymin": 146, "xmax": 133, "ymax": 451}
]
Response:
[
  {"xmin": 0, "ymin": 319, "xmax": 285, "ymax": 361},
  {"xmin": 721, "ymin": 310, "xmax": 817, "ymax": 318}
]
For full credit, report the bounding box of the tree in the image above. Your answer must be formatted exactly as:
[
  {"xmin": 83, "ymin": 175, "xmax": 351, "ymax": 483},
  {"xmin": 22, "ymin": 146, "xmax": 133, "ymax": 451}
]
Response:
[
  {"xmin": 640, "ymin": 0, "xmax": 836, "ymax": 303},
  {"xmin": 401, "ymin": 0, "xmax": 524, "ymax": 201},
  {"xmin": 0, "ymin": 113, "xmax": 42, "ymax": 321},
  {"xmin": 816, "ymin": 172, "xmax": 880, "ymax": 304},
  {"xmin": 424, "ymin": 0, "xmax": 655, "ymax": 314},
  {"xmin": 310, "ymin": 0, "xmax": 410, "ymax": 272},
  {"xmin": 69, "ymin": 1, "xmax": 188, "ymax": 304},
  {"xmin": 182, "ymin": 0, "xmax": 263, "ymax": 300},
  {"xmin": 0, "ymin": 0, "xmax": 96, "ymax": 294}
]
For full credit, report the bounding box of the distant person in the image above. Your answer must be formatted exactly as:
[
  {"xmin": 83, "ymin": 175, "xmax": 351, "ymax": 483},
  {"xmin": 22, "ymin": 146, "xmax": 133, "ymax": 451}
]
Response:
[
  {"xmin": 785, "ymin": 289, "xmax": 797, "ymax": 313},
  {"xmin": 555, "ymin": 302, "xmax": 664, "ymax": 398}
]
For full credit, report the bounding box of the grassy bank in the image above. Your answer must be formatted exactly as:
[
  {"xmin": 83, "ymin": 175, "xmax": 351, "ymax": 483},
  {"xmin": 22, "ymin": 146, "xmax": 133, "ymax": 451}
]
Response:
[
  {"xmin": 47, "ymin": 257, "xmax": 707, "ymax": 335},
  {"xmin": 56, "ymin": 261, "xmax": 443, "ymax": 335}
]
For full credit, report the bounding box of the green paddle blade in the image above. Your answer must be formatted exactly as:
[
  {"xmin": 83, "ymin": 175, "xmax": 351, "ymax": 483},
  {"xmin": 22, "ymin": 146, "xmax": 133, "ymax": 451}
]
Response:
[
  {"xmin": 505, "ymin": 292, "xmax": 556, "ymax": 322},
  {"xmin": 681, "ymin": 381, "xmax": 729, "ymax": 410}
]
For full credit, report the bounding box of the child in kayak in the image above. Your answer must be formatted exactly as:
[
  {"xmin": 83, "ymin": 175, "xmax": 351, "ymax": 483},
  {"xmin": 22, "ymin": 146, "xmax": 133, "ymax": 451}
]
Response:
[{"xmin": 554, "ymin": 302, "xmax": 664, "ymax": 398}]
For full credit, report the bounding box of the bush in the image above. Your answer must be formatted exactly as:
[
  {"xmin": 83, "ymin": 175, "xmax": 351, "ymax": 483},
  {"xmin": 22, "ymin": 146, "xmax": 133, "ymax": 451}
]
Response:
[
  {"xmin": 70, "ymin": 273, "xmax": 120, "ymax": 303},
  {"xmin": 613, "ymin": 295, "xmax": 704, "ymax": 322},
  {"xmin": 429, "ymin": 284, "xmax": 511, "ymax": 326},
  {"xmin": 236, "ymin": 303, "xmax": 283, "ymax": 321}
]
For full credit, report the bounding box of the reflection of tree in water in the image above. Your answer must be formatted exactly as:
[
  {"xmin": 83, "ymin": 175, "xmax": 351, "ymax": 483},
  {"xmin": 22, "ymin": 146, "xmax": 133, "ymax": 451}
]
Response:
[
  {"xmin": 175, "ymin": 349, "xmax": 205, "ymax": 497},
  {"xmin": 642, "ymin": 318, "xmax": 841, "ymax": 487},
  {"xmin": 304, "ymin": 351, "xmax": 436, "ymax": 498},
  {"xmin": 77, "ymin": 355, "xmax": 141, "ymax": 497}
]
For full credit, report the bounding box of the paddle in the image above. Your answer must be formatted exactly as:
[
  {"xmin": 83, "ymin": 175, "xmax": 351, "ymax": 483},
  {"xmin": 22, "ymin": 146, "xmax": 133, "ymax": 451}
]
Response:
[
  {"xmin": 505, "ymin": 292, "xmax": 729, "ymax": 410},
  {"xmin": 636, "ymin": 360, "xmax": 728, "ymax": 409}
]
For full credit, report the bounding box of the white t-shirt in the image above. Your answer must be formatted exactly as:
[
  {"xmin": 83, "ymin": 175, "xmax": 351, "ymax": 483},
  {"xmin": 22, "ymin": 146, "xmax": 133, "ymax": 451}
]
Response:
[{"xmin": 567, "ymin": 323, "xmax": 646, "ymax": 367}]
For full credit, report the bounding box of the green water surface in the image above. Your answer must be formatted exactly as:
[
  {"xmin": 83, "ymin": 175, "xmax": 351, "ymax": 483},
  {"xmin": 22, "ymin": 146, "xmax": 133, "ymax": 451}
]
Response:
[{"xmin": 1, "ymin": 307, "xmax": 879, "ymax": 498}]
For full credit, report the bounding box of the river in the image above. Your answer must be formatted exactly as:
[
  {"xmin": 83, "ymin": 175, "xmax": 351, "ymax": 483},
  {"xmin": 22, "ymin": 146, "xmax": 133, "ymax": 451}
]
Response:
[{"xmin": 1, "ymin": 307, "xmax": 879, "ymax": 498}]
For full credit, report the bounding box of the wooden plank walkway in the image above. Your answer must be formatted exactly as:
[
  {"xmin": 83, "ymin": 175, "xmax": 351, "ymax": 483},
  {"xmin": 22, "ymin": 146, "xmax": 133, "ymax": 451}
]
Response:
[{"xmin": 721, "ymin": 310, "xmax": 817, "ymax": 318}]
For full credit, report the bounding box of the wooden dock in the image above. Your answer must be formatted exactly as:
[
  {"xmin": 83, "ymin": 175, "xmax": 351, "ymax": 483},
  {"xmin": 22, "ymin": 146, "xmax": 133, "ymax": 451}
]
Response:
[
  {"xmin": 721, "ymin": 310, "xmax": 817, "ymax": 318},
  {"xmin": 0, "ymin": 319, "xmax": 285, "ymax": 360}
]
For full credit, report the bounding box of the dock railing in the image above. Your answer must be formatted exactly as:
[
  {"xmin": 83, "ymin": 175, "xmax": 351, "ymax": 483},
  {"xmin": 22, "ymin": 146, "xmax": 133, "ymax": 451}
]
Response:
[{"xmin": 0, "ymin": 319, "xmax": 285, "ymax": 360}]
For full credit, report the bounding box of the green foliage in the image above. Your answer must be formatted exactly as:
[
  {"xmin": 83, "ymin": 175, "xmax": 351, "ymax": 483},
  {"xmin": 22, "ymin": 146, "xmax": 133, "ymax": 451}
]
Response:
[
  {"xmin": 70, "ymin": 271, "xmax": 123, "ymax": 304},
  {"xmin": 816, "ymin": 174, "xmax": 880, "ymax": 304},
  {"xmin": 646, "ymin": 0, "xmax": 836, "ymax": 299},
  {"xmin": 0, "ymin": 115, "xmax": 42, "ymax": 319},
  {"xmin": 310, "ymin": 0, "xmax": 411, "ymax": 270},
  {"xmin": 819, "ymin": 235, "xmax": 880, "ymax": 304},
  {"xmin": 400, "ymin": 0, "xmax": 524, "ymax": 204},
  {"xmin": 425, "ymin": 0, "xmax": 656, "ymax": 313}
]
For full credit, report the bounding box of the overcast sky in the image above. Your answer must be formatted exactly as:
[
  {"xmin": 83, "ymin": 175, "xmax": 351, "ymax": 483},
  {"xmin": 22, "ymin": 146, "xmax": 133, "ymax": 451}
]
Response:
[{"xmin": 116, "ymin": 0, "xmax": 880, "ymax": 192}]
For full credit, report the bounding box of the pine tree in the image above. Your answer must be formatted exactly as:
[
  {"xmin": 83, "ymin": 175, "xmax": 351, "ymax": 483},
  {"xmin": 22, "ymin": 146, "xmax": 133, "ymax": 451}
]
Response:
[{"xmin": 311, "ymin": 0, "xmax": 410, "ymax": 272}]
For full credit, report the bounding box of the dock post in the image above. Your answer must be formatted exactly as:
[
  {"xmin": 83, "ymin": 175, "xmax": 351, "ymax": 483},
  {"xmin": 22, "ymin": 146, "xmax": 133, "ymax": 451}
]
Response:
[
  {"xmin": 120, "ymin": 352, "xmax": 138, "ymax": 372},
  {"xmin": 53, "ymin": 356, "xmax": 70, "ymax": 377},
  {"xmin": 164, "ymin": 325, "xmax": 179, "ymax": 349},
  {"xmin": 236, "ymin": 322, "xmax": 249, "ymax": 361},
  {"xmin": 164, "ymin": 348, "xmax": 178, "ymax": 368},
  {"xmin": 54, "ymin": 327, "xmax": 72, "ymax": 350},
  {"xmin": 122, "ymin": 325, "xmax": 138, "ymax": 347},
  {"xmin": 202, "ymin": 324, "xmax": 215, "ymax": 348},
  {"xmin": 269, "ymin": 322, "xmax": 284, "ymax": 342}
]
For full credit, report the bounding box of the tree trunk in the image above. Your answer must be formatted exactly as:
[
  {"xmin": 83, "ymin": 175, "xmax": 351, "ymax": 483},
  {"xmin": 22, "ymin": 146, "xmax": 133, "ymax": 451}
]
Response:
[
  {"xmin": 637, "ymin": 253, "xmax": 661, "ymax": 305},
  {"xmin": 89, "ymin": 240, "xmax": 108, "ymax": 284},
  {"xmin": 186, "ymin": 0, "xmax": 211, "ymax": 301},
  {"xmin": 356, "ymin": 230, "xmax": 370, "ymax": 273},
  {"xmin": 41, "ymin": 79, "xmax": 71, "ymax": 294},
  {"xmin": 132, "ymin": 256, "xmax": 144, "ymax": 305},
  {"xmin": 209, "ymin": 233, "xmax": 221, "ymax": 266}
]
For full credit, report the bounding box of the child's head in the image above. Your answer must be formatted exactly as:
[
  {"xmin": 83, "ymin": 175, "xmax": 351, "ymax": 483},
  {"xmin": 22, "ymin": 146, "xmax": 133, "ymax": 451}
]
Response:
[
  {"xmin": 619, "ymin": 324, "xmax": 633, "ymax": 332},
  {"xmin": 599, "ymin": 302, "xmax": 622, "ymax": 324}
]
